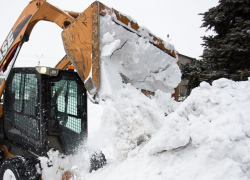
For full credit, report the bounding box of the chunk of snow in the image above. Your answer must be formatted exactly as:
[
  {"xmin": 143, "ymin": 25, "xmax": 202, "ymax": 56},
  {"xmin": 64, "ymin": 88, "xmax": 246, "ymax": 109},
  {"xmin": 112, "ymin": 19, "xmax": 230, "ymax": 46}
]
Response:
[
  {"xmin": 101, "ymin": 39, "xmax": 121, "ymax": 57},
  {"xmin": 101, "ymin": 32, "xmax": 115, "ymax": 45}
]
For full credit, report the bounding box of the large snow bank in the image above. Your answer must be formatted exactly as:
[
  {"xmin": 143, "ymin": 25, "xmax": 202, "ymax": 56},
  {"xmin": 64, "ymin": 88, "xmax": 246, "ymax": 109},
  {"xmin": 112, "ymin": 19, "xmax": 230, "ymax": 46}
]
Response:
[{"xmin": 82, "ymin": 78, "xmax": 250, "ymax": 180}]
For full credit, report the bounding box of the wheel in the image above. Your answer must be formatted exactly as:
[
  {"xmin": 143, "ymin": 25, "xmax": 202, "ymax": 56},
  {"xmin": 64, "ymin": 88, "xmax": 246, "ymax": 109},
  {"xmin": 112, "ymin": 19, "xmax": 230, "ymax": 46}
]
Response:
[
  {"xmin": 90, "ymin": 151, "xmax": 106, "ymax": 172},
  {"xmin": 0, "ymin": 156, "xmax": 40, "ymax": 180}
]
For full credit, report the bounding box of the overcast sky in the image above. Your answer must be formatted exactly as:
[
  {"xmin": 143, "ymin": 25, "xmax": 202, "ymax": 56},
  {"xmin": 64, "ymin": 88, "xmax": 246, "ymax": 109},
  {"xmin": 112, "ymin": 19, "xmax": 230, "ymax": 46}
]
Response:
[{"xmin": 0, "ymin": 0, "xmax": 218, "ymax": 67}]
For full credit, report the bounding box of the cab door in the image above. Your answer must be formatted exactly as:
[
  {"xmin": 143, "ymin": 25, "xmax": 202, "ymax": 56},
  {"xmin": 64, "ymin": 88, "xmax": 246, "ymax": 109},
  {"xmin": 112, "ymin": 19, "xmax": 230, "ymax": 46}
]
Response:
[{"xmin": 3, "ymin": 68, "xmax": 42, "ymax": 154}]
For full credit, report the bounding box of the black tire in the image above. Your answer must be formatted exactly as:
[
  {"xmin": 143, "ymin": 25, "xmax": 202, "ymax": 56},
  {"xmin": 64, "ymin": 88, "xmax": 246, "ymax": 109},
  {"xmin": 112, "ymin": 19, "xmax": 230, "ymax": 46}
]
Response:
[
  {"xmin": 0, "ymin": 156, "xmax": 40, "ymax": 180},
  {"xmin": 90, "ymin": 151, "xmax": 106, "ymax": 173}
]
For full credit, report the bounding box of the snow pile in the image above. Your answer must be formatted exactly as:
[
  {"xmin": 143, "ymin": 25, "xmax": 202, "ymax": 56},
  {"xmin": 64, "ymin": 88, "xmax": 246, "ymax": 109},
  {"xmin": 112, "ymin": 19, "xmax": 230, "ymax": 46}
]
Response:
[
  {"xmin": 149, "ymin": 78, "xmax": 250, "ymax": 155},
  {"xmin": 84, "ymin": 78, "xmax": 250, "ymax": 180},
  {"xmin": 98, "ymin": 14, "xmax": 181, "ymax": 97}
]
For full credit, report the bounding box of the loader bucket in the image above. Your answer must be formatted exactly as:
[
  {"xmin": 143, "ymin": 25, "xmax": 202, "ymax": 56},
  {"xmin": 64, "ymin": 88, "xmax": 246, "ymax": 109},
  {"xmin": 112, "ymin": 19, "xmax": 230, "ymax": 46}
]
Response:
[
  {"xmin": 62, "ymin": 1, "xmax": 180, "ymax": 99},
  {"xmin": 62, "ymin": 3, "xmax": 100, "ymax": 95}
]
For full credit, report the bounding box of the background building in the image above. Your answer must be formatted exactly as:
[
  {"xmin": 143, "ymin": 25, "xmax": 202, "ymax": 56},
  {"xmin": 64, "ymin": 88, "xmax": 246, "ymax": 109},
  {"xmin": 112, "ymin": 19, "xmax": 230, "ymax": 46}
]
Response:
[{"xmin": 178, "ymin": 54, "xmax": 196, "ymax": 100}]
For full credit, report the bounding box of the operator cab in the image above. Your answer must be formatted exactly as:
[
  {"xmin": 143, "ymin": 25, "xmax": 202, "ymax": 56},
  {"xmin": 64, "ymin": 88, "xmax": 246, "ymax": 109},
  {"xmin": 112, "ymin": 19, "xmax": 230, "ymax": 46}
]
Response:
[{"xmin": 1, "ymin": 66, "xmax": 87, "ymax": 157}]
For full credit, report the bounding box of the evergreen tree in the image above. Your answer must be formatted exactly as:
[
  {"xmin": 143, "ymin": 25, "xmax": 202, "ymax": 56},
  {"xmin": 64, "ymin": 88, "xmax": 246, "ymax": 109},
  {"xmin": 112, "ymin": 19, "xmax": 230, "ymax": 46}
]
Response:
[{"xmin": 182, "ymin": 0, "xmax": 250, "ymax": 88}]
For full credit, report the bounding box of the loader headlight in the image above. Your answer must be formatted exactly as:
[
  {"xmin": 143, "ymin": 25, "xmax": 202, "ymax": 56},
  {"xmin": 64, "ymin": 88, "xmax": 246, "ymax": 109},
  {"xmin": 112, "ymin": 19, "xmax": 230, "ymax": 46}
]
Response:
[
  {"xmin": 36, "ymin": 66, "xmax": 59, "ymax": 76},
  {"xmin": 49, "ymin": 68, "xmax": 59, "ymax": 76},
  {"xmin": 39, "ymin": 66, "xmax": 47, "ymax": 74}
]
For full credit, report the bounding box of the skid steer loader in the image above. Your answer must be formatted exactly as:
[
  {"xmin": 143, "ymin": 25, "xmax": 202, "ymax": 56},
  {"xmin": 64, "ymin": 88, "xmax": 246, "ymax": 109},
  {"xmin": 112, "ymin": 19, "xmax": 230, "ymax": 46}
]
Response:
[{"xmin": 0, "ymin": 0, "xmax": 179, "ymax": 179}]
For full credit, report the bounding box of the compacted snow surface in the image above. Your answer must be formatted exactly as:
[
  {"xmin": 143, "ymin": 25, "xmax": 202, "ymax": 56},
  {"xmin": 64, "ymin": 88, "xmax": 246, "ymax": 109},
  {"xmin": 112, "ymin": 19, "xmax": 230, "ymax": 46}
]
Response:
[{"xmin": 40, "ymin": 77, "xmax": 250, "ymax": 180}]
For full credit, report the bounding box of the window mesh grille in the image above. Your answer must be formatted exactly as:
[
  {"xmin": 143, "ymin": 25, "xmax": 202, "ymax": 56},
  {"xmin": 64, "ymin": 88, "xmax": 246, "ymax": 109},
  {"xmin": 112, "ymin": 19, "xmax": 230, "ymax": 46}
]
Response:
[
  {"xmin": 5, "ymin": 73, "xmax": 39, "ymax": 141},
  {"xmin": 51, "ymin": 79, "xmax": 81, "ymax": 134}
]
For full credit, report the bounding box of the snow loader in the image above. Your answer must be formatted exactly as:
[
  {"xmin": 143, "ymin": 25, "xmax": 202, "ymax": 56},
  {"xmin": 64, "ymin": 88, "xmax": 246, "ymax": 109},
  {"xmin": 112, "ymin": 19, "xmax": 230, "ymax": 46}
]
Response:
[{"xmin": 0, "ymin": 0, "xmax": 179, "ymax": 179}]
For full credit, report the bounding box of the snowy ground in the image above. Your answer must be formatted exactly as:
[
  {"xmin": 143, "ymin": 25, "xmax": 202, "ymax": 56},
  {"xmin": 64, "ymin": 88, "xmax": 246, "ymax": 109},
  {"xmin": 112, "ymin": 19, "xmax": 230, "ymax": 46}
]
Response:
[{"xmin": 40, "ymin": 77, "xmax": 250, "ymax": 180}]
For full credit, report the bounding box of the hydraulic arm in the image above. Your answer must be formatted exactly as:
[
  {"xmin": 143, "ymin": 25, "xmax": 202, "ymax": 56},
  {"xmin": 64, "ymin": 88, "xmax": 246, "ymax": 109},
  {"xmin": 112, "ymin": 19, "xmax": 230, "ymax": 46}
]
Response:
[
  {"xmin": 0, "ymin": 0, "xmax": 116, "ymax": 99},
  {"xmin": 0, "ymin": 0, "xmax": 74, "ymax": 97}
]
